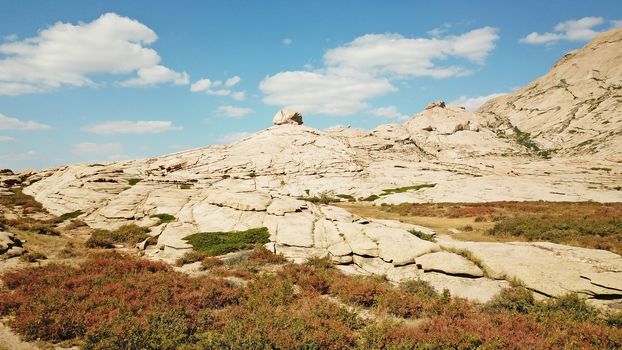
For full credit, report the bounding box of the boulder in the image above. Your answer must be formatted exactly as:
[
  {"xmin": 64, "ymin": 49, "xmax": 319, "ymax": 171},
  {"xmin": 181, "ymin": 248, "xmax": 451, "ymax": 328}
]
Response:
[
  {"xmin": 273, "ymin": 108, "xmax": 303, "ymax": 125},
  {"xmin": 416, "ymin": 251, "xmax": 484, "ymax": 277},
  {"xmin": 425, "ymin": 100, "xmax": 446, "ymax": 109}
]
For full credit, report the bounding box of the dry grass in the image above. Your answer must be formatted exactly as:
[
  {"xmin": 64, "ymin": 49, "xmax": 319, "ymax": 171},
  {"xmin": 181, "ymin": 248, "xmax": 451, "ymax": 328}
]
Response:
[{"xmin": 341, "ymin": 202, "xmax": 622, "ymax": 254}]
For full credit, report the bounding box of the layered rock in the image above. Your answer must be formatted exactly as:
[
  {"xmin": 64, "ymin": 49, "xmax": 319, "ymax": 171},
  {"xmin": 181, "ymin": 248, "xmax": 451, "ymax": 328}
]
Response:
[
  {"xmin": 478, "ymin": 28, "xmax": 622, "ymax": 161},
  {"xmin": 0, "ymin": 229, "xmax": 24, "ymax": 259}
]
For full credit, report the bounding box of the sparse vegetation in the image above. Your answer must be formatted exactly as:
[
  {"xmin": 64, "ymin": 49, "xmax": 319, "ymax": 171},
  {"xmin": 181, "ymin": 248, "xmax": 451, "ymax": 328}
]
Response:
[
  {"xmin": 299, "ymin": 191, "xmax": 340, "ymax": 204},
  {"xmin": 58, "ymin": 210, "xmax": 84, "ymax": 221},
  {"xmin": 512, "ymin": 126, "xmax": 552, "ymax": 159},
  {"xmin": 127, "ymin": 178, "xmax": 142, "ymax": 186},
  {"xmin": 381, "ymin": 183, "xmax": 436, "ymax": 195},
  {"xmin": 408, "ymin": 228, "xmax": 435, "ymax": 241},
  {"xmin": 183, "ymin": 227, "xmax": 270, "ymax": 256},
  {"xmin": 179, "ymin": 183, "xmax": 193, "ymax": 189},
  {"xmin": 362, "ymin": 194, "xmax": 380, "ymax": 201},
  {"xmin": 19, "ymin": 251, "xmax": 47, "ymax": 263},
  {"xmin": 336, "ymin": 194, "xmax": 355, "ymax": 201},
  {"xmin": 86, "ymin": 224, "xmax": 151, "ymax": 248},
  {"xmin": 376, "ymin": 201, "xmax": 622, "ymax": 254},
  {"xmin": 150, "ymin": 213, "xmax": 176, "ymax": 223}
]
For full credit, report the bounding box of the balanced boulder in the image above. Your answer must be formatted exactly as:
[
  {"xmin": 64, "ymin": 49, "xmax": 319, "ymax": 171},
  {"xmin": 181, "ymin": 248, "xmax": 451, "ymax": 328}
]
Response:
[{"xmin": 273, "ymin": 108, "xmax": 303, "ymax": 125}]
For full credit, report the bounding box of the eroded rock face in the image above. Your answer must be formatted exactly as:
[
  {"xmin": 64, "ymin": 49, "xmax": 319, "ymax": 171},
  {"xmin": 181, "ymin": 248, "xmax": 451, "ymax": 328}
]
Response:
[
  {"xmin": 437, "ymin": 237, "xmax": 622, "ymax": 307},
  {"xmin": 478, "ymin": 28, "xmax": 622, "ymax": 161},
  {"xmin": 273, "ymin": 108, "xmax": 303, "ymax": 125}
]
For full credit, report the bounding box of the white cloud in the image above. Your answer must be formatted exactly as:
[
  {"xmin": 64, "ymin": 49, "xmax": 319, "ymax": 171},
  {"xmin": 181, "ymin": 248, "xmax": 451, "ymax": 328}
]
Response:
[
  {"xmin": 261, "ymin": 27, "xmax": 499, "ymax": 116},
  {"xmin": 283, "ymin": 38, "xmax": 293, "ymax": 45},
  {"xmin": 0, "ymin": 12, "xmax": 188, "ymax": 95},
  {"xmin": 231, "ymin": 91, "xmax": 246, "ymax": 101},
  {"xmin": 207, "ymin": 89, "xmax": 231, "ymax": 96},
  {"xmin": 520, "ymin": 17, "xmax": 608, "ymax": 45},
  {"xmin": 0, "ymin": 135, "xmax": 15, "ymax": 142},
  {"xmin": 611, "ymin": 19, "xmax": 622, "ymax": 28},
  {"xmin": 71, "ymin": 142, "xmax": 128, "ymax": 161},
  {"xmin": 190, "ymin": 76, "xmax": 243, "ymax": 99},
  {"xmin": 260, "ymin": 71, "xmax": 396, "ymax": 116},
  {"xmin": 190, "ymin": 78, "xmax": 212, "ymax": 92},
  {"xmin": 118, "ymin": 65, "xmax": 189, "ymax": 87},
  {"xmin": 324, "ymin": 27, "xmax": 498, "ymax": 77},
  {"xmin": 0, "ymin": 150, "xmax": 38, "ymax": 162},
  {"xmin": 81, "ymin": 120, "xmax": 182, "ymax": 135},
  {"xmin": 218, "ymin": 131, "xmax": 251, "ymax": 144},
  {"xmin": 450, "ymin": 92, "xmax": 507, "ymax": 111},
  {"xmin": 369, "ymin": 106, "xmax": 408, "ymax": 120},
  {"xmin": 0, "ymin": 113, "xmax": 51, "ymax": 130},
  {"xmin": 216, "ymin": 105, "xmax": 253, "ymax": 118},
  {"xmin": 224, "ymin": 76, "xmax": 241, "ymax": 87}
]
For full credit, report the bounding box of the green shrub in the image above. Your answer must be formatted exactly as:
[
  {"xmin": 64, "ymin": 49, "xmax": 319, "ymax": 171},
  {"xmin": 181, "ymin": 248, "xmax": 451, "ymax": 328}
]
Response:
[
  {"xmin": 298, "ymin": 191, "xmax": 339, "ymax": 204},
  {"xmin": 180, "ymin": 184, "xmax": 192, "ymax": 189},
  {"xmin": 86, "ymin": 224, "xmax": 150, "ymax": 248},
  {"xmin": 408, "ymin": 229, "xmax": 435, "ymax": 241},
  {"xmin": 150, "ymin": 213, "xmax": 176, "ymax": 223},
  {"xmin": 183, "ymin": 227, "xmax": 270, "ymax": 256}
]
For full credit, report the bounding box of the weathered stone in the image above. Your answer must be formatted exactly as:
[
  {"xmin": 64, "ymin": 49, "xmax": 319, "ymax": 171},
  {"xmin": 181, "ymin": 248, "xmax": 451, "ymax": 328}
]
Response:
[
  {"xmin": 273, "ymin": 108, "xmax": 303, "ymax": 125},
  {"xmin": 266, "ymin": 197, "xmax": 306, "ymax": 215},
  {"xmin": 419, "ymin": 272, "xmax": 510, "ymax": 303},
  {"xmin": 416, "ymin": 251, "xmax": 484, "ymax": 277}
]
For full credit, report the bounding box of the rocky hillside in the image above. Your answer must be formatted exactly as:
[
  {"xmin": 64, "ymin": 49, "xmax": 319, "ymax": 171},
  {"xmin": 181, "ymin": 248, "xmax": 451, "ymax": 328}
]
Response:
[{"xmin": 478, "ymin": 28, "xmax": 622, "ymax": 161}]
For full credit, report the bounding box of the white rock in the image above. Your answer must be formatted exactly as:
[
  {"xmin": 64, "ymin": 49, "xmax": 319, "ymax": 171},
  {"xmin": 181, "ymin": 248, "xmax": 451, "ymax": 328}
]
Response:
[
  {"xmin": 416, "ymin": 251, "xmax": 484, "ymax": 277},
  {"xmin": 273, "ymin": 108, "xmax": 303, "ymax": 125}
]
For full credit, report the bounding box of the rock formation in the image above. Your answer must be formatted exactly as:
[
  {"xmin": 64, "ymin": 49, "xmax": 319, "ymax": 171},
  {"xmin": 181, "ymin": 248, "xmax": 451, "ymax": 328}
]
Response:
[
  {"xmin": 273, "ymin": 108, "xmax": 303, "ymax": 125},
  {"xmin": 13, "ymin": 29, "xmax": 622, "ymax": 305},
  {"xmin": 479, "ymin": 28, "xmax": 622, "ymax": 162}
]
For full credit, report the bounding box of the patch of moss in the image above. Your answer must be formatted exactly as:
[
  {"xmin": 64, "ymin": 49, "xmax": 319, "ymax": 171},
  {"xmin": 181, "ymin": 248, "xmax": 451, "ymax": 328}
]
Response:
[
  {"xmin": 183, "ymin": 227, "xmax": 270, "ymax": 256},
  {"xmin": 381, "ymin": 183, "xmax": 436, "ymax": 195},
  {"xmin": 150, "ymin": 213, "xmax": 176, "ymax": 223},
  {"xmin": 58, "ymin": 210, "xmax": 84, "ymax": 221},
  {"xmin": 128, "ymin": 178, "xmax": 142, "ymax": 186},
  {"xmin": 408, "ymin": 229, "xmax": 436, "ymax": 242},
  {"xmin": 362, "ymin": 194, "xmax": 380, "ymax": 201}
]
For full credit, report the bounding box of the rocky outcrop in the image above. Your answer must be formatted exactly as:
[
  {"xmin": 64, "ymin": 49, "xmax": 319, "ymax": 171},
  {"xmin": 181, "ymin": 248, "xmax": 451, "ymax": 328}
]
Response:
[
  {"xmin": 404, "ymin": 102, "xmax": 519, "ymax": 159},
  {"xmin": 478, "ymin": 28, "xmax": 622, "ymax": 161},
  {"xmin": 438, "ymin": 237, "xmax": 622, "ymax": 307},
  {"xmin": 0, "ymin": 229, "xmax": 24, "ymax": 259},
  {"xmin": 273, "ymin": 108, "xmax": 303, "ymax": 125}
]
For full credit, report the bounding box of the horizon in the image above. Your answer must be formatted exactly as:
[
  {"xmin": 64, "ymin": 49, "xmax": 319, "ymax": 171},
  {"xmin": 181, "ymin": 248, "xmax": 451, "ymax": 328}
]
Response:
[{"xmin": 1, "ymin": 1, "xmax": 621, "ymax": 170}]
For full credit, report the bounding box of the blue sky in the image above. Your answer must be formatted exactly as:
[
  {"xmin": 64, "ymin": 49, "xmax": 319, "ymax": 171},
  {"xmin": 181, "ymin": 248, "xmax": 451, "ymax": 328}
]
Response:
[{"xmin": 1, "ymin": 0, "xmax": 621, "ymax": 170}]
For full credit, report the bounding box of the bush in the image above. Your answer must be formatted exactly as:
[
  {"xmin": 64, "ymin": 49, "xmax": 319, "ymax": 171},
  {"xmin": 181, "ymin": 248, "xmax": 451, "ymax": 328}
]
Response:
[
  {"xmin": 176, "ymin": 250, "xmax": 209, "ymax": 266},
  {"xmin": 86, "ymin": 224, "xmax": 150, "ymax": 248},
  {"xmin": 247, "ymin": 245, "xmax": 287, "ymax": 265},
  {"xmin": 0, "ymin": 253, "xmax": 239, "ymax": 342},
  {"xmin": 401, "ymin": 279, "xmax": 439, "ymax": 299},
  {"xmin": 486, "ymin": 287, "xmax": 535, "ymax": 313},
  {"xmin": 19, "ymin": 252, "xmax": 47, "ymax": 263},
  {"xmin": 183, "ymin": 227, "xmax": 270, "ymax": 256}
]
